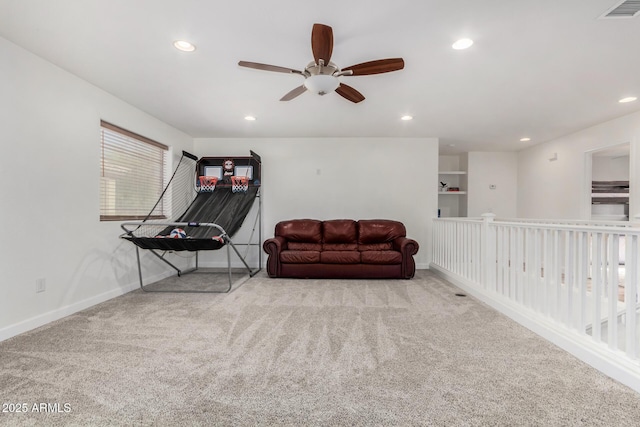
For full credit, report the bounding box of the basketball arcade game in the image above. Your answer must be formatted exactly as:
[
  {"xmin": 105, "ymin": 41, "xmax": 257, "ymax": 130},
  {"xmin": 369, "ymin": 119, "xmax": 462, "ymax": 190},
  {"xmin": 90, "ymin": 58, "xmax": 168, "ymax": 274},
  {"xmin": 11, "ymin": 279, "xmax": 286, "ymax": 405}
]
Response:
[{"xmin": 120, "ymin": 151, "xmax": 262, "ymax": 292}]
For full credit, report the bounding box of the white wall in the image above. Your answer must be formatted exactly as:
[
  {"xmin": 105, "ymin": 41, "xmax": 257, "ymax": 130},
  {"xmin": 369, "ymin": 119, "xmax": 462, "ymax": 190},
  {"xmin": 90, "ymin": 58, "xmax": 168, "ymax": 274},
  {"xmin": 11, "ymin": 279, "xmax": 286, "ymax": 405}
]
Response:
[
  {"xmin": 592, "ymin": 155, "xmax": 630, "ymax": 181},
  {"xmin": 467, "ymin": 152, "xmax": 518, "ymax": 218},
  {"xmin": 194, "ymin": 137, "xmax": 439, "ymax": 269},
  {"xmin": 438, "ymin": 155, "xmax": 461, "ymax": 171},
  {"xmin": 0, "ymin": 37, "xmax": 193, "ymax": 340},
  {"xmin": 517, "ymin": 111, "xmax": 640, "ymax": 219}
]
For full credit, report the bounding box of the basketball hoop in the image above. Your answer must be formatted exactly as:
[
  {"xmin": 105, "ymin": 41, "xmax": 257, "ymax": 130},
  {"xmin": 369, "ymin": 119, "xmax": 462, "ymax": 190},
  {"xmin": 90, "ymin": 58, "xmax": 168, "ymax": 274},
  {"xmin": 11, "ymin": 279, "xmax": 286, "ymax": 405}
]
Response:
[
  {"xmin": 198, "ymin": 176, "xmax": 218, "ymax": 192},
  {"xmin": 231, "ymin": 176, "xmax": 249, "ymax": 193}
]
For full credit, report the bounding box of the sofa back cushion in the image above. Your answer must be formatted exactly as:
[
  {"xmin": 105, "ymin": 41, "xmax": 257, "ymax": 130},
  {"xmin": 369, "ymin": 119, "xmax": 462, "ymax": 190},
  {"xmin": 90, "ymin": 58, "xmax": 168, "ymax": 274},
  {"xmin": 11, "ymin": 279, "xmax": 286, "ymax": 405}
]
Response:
[
  {"xmin": 275, "ymin": 219, "xmax": 322, "ymax": 243},
  {"xmin": 357, "ymin": 220, "xmax": 406, "ymax": 244},
  {"xmin": 321, "ymin": 220, "xmax": 357, "ymax": 251},
  {"xmin": 323, "ymin": 220, "xmax": 357, "ymax": 243}
]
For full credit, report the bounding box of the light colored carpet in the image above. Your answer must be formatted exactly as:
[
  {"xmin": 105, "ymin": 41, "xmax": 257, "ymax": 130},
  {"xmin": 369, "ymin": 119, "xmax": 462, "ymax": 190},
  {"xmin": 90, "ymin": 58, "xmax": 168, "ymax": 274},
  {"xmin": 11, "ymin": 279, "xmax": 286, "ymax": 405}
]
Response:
[{"xmin": 1, "ymin": 270, "xmax": 639, "ymax": 426}]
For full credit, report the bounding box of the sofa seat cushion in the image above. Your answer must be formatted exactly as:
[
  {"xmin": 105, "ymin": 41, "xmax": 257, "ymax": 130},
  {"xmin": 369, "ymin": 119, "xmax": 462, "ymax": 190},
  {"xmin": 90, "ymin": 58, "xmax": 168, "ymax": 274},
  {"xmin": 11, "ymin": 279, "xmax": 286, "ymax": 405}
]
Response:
[
  {"xmin": 280, "ymin": 250, "xmax": 321, "ymax": 264},
  {"xmin": 360, "ymin": 250, "xmax": 402, "ymax": 265},
  {"xmin": 358, "ymin": 242, "xmax": 393, "ymax": 251},
  {"xmin": 323, "ymin": 243, "xmax": 358, "ymax": 251},
  {"xmin": 320, "ymin": 251, "xmax": 361, "ymax": 264},
  {"xmin": 289, "ymin": 242, "xmax": 322, "ymax": 251}
]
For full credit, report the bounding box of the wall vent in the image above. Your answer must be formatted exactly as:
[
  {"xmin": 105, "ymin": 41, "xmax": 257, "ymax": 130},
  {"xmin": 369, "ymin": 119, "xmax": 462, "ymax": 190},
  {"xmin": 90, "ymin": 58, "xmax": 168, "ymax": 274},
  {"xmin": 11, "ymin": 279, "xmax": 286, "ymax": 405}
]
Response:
[{"xmin": 600, "ymin": 0, "xmax": 640, "ymax": 18}]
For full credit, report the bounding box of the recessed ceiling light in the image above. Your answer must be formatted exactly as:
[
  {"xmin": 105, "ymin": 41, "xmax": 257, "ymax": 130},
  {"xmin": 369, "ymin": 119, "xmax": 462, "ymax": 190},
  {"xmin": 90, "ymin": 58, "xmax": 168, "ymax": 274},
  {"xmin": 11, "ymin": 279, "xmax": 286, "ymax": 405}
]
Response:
[
  {"xmin": 452, "ymin": 38, "xmax": 474, "ymax": 50},
  {"xmin": 401, "ymin": 115, "xmax": 413, "ymax": 121},
  {"xmin": 173, "ymin": 40, "xmax": 196, "ymax": 52},
  {"xmin": 619, "ymin": 96, "xmax": 637, "ymax": 103},
  {"xmin": 244, "ymin": 116, "xmax": 256, "ymax": 121},
  {"xmin": 520, "ymin": 137, "xmax": 531, "ymax": 142}
]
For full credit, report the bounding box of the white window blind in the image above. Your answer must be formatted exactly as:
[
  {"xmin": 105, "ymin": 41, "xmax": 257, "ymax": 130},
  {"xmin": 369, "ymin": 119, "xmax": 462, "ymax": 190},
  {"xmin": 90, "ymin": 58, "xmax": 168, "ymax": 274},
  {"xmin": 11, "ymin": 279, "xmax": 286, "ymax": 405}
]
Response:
[{"xmin": 100, "ymin": 121, "xmax": 168, "ymax": 221}]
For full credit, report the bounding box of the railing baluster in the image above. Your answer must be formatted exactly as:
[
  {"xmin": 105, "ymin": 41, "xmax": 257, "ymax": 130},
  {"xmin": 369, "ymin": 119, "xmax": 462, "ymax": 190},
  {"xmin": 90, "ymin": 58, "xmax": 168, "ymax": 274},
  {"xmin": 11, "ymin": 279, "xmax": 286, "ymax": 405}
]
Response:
[
  {"xmin": 565, "ymin": 230, "xmax": 573, "ymax": 326},
  {"xmin": 504, "ymin": 226, "xmax": 510, "ymax": 297},
  {"xmin": 543, "ymin": 228, "xmax": 551, "ymax": 318},
  {"xmin": 523, "ymin": 227, "xmax": 529, "ymax": 305},
  {"xmin": 531, "ymin": 228, "xmax": 540, "ymax": 312},
  {"xmin": 579, "ymin": 231, "xmax": 588, "ymax": 334},
  {"xmin": 551, "ymin": 230, "xmax": 562, "ymax": 320},
  {"xmin": 494, "ymin": 226, "xmax": 504, "ymax": 292},
  {"xmin": 608, "ymin": 233, "xmax": 619, "ymax": 351},
  {"xmin": 455, "ymin": 222, "xmax": 461, "ymax": 275},
  {"xmin": 495, "ymin": 226, "xmax": 502, "ymax": 294},
  {"xmin": 521, "ymin": 227, "xmax": 527, "ymax": 306},
  {"xmin": 471, "ymin": 223, "xmax": 476, "ymax": 279},
  {"xmin": 448, "ymin": 221, "xmax": 451, "ymax": 269},
  {"xmin": 461, "ymin": 222, "xmax": 467, "ymax": 278},
  {"xmin": 497, "ymin": 226, "xmax": 503, "ymax": 295},
  {"xmin": 593, "ymin": 233, "xmax": 603, "ymax": 342},
  {"xmin": 512, "ymin": 227, "xmax": 518, "ymax": 303},
  {"xmin": 626, "ymin": 234, "xmax": 638, "ymax": 359},
  {"xmin": 462, "ymin": 221, "xmax": 468, "ymax": 279}
]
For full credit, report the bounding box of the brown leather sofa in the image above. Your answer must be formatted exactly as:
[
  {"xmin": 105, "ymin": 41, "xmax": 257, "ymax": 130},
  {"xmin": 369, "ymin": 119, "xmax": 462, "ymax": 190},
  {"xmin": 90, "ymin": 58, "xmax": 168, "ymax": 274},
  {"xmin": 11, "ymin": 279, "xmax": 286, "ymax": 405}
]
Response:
[{"xmin": 263, "ymin": 219, "xmax": 419, "ymax": 279}]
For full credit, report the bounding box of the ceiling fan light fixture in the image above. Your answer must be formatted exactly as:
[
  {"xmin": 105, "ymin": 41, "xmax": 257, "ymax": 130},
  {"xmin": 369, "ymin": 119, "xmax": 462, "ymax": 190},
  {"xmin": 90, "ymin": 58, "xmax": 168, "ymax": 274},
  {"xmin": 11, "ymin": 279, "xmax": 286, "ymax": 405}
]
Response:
[
  {"xmin": 304, "ymin": 75, "xmax": 339, "ymax": 96},
  {"xmin": 173, "ymin": 40, "xmax": 196, "ymax": 52},
  {"xmin": 452, "ymin": 38, "xmax": 474, "ymax": 50}
]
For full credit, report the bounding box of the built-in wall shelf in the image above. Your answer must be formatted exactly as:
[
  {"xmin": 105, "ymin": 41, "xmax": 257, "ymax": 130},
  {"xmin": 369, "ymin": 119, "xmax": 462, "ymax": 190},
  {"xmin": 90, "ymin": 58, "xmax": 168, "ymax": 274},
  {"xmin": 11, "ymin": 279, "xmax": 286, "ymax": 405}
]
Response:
[
  {"xmin": 438, "ymin": 155, "xmax": 468, "ymax": 217},
  {"xmin": 438, "ymin": 170, "xmax": 467, "ymax": 194},
  {"xmin": 591, "ymin": 180, "xmax": 629, "ymax": 205}
]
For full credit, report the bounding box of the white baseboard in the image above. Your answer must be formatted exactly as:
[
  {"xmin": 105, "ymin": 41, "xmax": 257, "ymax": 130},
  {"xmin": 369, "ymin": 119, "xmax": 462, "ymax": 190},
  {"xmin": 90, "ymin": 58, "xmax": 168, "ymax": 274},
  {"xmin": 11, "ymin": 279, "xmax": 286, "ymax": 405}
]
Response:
[
  {"xmin": 0, "ymin": 270, "xmax": 174, "ymax": 343},
  {"xmin": 429, "ymin": 263, "xmax": 640, "ymax": 394},
  {"xmin": 198, "ymin": 261, "xmax": 263, "ymax": 269}
]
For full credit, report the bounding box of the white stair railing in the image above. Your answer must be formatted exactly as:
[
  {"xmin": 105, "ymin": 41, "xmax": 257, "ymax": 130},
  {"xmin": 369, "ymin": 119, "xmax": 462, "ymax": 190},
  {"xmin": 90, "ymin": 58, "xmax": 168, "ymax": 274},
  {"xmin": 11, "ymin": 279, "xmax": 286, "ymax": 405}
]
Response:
[{"xmin": 431, "ymin": 215, "xmax": 640, "ymax": 392}]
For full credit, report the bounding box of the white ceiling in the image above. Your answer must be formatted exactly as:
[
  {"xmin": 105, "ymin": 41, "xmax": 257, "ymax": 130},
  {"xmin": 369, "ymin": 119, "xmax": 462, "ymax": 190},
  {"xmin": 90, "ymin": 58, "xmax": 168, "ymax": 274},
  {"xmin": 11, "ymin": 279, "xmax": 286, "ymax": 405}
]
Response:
[{"xmin": 1, "ymin": 0, "xmax": 639, "ymax": 154}]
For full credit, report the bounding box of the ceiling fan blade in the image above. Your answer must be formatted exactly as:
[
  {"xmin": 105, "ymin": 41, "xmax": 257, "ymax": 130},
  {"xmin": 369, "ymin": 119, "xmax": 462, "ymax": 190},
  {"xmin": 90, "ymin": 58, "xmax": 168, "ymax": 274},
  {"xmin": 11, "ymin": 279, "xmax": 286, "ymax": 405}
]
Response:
[
  {"xmin": 280, "ymin": 85, "xmax": 307, "ymax": 101},
  {"xmin": 335, "ymin": 83, "xmax": 365, "ymax": 103},
  {"xmin": 311, "ymin": 23, "xmax": 333, "ymax": 65},
  {"xmin": 238, "ymin": 61, "xmax": 302, "ymax": 75},
  {"xmin": 342, "ymin": 58, "xmax": 405, "ymax": 76}
]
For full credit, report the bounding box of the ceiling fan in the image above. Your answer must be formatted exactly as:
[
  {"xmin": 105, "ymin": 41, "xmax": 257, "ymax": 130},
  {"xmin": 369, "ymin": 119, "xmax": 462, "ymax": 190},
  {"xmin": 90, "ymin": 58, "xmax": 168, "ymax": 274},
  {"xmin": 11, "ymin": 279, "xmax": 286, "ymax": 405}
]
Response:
[{"xmin": 238, "ymin": 23, "xmax": 404, "ymax": 103}]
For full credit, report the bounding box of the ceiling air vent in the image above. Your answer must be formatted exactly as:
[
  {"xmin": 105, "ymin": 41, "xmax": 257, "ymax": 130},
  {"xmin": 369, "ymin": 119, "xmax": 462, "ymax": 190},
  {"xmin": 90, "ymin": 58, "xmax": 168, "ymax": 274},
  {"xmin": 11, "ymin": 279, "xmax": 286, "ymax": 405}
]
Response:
[{"xmin": 600, "ymin": 0, "xmax": 640, "ymax": 18}]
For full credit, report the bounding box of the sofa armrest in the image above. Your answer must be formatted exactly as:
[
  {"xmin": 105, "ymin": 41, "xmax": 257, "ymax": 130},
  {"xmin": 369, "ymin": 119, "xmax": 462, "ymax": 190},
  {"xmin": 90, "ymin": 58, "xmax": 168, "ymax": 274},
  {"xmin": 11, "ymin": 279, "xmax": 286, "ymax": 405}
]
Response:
[
  {"xmin": 393, "ymin": 237, "xmax": 419, "ymax": 278},
  {"xmin": 263, "ymin": 236, "xmax": 287, "ymax": 278}
]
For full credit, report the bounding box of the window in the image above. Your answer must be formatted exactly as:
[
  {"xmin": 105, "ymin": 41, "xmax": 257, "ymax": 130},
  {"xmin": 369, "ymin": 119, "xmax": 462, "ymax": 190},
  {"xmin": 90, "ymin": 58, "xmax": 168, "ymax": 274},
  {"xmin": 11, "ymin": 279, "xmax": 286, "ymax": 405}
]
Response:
[{"xmin": 100, "ymin": 121, "xmax": 168, "ymax": 221}]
